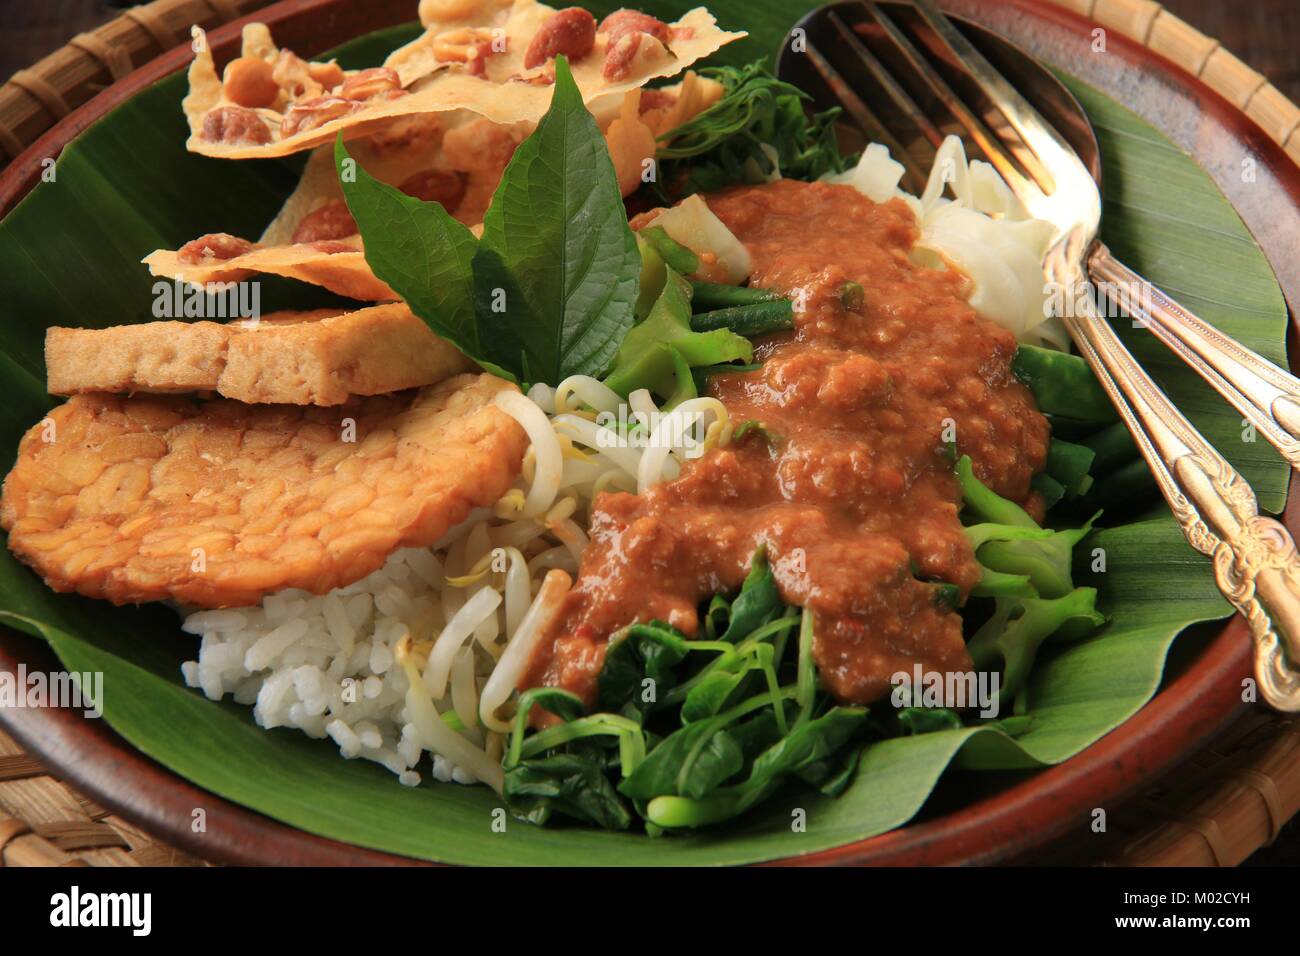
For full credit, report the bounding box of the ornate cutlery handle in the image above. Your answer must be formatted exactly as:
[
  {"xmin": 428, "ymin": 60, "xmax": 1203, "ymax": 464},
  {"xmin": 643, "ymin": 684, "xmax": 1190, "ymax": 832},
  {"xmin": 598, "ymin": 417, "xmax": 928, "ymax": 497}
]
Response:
[
  {"xmin": 1049, "ymin": 247, "xmax": 1300, "ymax": 710},
  {"xmin": 1088, "ymin": 242, "xmax": 1300, "ymax": 469},
  {"xmin": 1177, "ymin": 457, "xmax": 1300, "ymax": 709}
]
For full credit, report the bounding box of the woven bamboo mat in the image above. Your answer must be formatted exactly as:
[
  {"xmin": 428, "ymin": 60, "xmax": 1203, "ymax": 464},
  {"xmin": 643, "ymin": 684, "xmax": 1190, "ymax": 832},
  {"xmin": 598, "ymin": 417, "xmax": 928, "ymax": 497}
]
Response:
[
  {"xmin": 0, "ymin": 0, "xmax": 1299, "ymax": 866},
  {"xmin": 0, "ymin": 726, "xmax": 206, "ymax": 866},
  {"xmin": 1036, "ymin": 708, "xmax": 1300, "ymax": 865},
  {"xmin": 2, "ymin": 704, "xmax": 1295, "ymax": 866}
]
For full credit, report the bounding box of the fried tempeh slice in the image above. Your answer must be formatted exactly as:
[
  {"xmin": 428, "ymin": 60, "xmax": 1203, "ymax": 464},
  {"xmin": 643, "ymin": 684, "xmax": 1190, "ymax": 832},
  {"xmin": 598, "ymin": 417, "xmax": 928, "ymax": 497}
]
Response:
[
  {"xmin": 44, "ymin": 304, "xmax": 474, "ymax": 406},
  {"xmin": 0, "ymin": 374, "xmax": 527, "ymax": 608}
]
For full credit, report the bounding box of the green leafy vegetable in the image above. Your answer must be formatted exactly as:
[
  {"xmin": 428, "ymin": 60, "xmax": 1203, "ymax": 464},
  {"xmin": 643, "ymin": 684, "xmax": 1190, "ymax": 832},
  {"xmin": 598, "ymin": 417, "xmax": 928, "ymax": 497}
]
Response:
[
  {"xmin": 599, "ymin": 622, "xmax": 691, "ymax": 717},
  {"xmin": 342, "ymin": 55, "xmax": 642, "ymax": 386},
  {"xmin": 473, "ymin": 57, "xmax": 640, "ymax": 384},
  {"xmin": 639, "ymin": 225, "xmax": 700, "ymax": 275},
  {"xmin": 334, "ymin": 137, "xmax": 498, "ymax": 374},
  {"xmin": 602, "ymin": 266, "xmax": 751, "ymax": 403},
  {"xmin": 504, "ymin": 687, "xmax": 586, "ymax": 766},
  {"xmin": 655, "ymin": 62, "xmax": 848, "ymax": 198},
  {"xmin": 719, "ymin": 548, "xmax": 782, "ymax": 643},
  {"xmin": 681, "ymin": 669, "xmax": 749, "ymax": 724},
  {"xmin": 505, "ymin": 548, "xmax": 869, "ymax": 832},
  {"xmin": 689, "ymin": 279, "xmax": 781, "ymax": 310},
  {"xmin": 620, "ymin": 713, "xmax": 746, "ymax": 801},
  {"xmin": 967, "ymin": 589, "xmax": 1106, "ymax": 704},
  {"xmin": 505, "ymin": 750, "xmax": 635, "ymax": 829},
  {"xmin": 643, "ymin": 707, "xmax": 868, "ymax": 828},
  {"xmin": 690, "ymin": 299, "xmax": 794, "ymax": 336},
  {"xmin": 1013, "ymin": 345, "xmax": 1117, "ymax": 423}
]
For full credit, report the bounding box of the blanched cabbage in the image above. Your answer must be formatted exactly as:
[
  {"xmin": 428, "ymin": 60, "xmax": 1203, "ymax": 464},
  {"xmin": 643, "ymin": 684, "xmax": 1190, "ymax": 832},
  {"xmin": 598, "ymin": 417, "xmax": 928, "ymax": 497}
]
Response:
[
  {"xmin": 647, "ymin": 194, "xmax": 753, "ymax": 285},
  {"xmin": 825, "ymin": 134, "xmax": 1065, "ymax": 348}
]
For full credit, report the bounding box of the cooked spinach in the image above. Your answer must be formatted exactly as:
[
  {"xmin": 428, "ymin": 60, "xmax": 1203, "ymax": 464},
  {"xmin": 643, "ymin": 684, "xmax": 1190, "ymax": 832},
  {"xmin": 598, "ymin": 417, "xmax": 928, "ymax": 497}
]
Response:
[
  {"xmin": 654, "ymin": 63, "xmax": 849, "ymax": 199},
  {"xmin": 502, "ymin": 549, "xmax": 868, "ymax": 832}
]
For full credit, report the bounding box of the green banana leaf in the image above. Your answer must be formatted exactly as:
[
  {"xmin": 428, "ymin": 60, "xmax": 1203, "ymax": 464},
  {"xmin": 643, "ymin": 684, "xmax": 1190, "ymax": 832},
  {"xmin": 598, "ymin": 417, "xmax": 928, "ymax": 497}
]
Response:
[{"xmin": 0, "ymin": 3, "xmax": 1285, "ymax": 865}]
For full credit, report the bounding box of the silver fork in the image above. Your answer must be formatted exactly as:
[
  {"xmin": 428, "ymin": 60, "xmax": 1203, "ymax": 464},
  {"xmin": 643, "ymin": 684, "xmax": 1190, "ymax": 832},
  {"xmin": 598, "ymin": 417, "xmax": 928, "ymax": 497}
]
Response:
[{"xmin": 797, "ymin": 0, "xmax": 1300, "ymax": 709}]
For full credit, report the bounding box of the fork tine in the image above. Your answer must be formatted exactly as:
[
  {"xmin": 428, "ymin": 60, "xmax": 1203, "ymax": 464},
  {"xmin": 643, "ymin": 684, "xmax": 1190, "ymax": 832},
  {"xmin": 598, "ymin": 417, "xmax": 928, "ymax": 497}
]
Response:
[
  {"xmin": 803, "ymin": 38, "xmax": 930, "ymax": 192},
  {"xmin": 858, "ymin": 0, "xmax": 1051, "ymax": 195},
  {"xmin": 826, "ymin": 9, "xmax": 944, "ymax": 150},
  {"xmin": 908, "ymin": 0, "xmax": 1083, "ymax": 193}
]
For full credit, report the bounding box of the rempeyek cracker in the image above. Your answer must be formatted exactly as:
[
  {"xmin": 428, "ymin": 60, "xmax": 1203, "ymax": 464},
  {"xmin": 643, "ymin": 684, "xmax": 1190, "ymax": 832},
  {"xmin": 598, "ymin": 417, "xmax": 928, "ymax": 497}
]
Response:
[
  {"xmin": 143, "ymin": 232, "xmax": 398, "ymax": 302},
  {"xmin": 183, "ymin": 0, "xmax": 744, "ymax": 159},
  {"xmin": 153, "ymin": 71, "xmax": 724, "ymax": 301}
]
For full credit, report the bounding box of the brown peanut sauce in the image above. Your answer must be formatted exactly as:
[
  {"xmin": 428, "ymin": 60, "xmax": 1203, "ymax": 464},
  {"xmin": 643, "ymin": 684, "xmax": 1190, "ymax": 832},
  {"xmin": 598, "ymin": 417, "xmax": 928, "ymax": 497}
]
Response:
[{"xmin": 521, "ymin": 179, "xmax": 1049, "ymax": 711}]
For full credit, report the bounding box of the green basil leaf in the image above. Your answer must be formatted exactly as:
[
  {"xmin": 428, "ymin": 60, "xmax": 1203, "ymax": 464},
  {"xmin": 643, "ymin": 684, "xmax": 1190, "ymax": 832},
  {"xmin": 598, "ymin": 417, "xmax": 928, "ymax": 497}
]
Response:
[
  {"xmin": 472, "ymin": 56, "xmax": 639, "ymax": 383},
  {"xmin": 332, "ymin": 137, "xmax": 508, "ymax": 377}
]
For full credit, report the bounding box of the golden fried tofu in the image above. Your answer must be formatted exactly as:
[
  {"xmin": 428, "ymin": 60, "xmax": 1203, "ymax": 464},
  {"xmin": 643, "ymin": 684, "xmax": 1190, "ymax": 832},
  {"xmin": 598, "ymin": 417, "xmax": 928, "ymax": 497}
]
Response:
[
  {"xmin": 0, "ymin": 374, "xmax": 526, "ymax": 608},
  {"xmin": 44, "ymin": 304, "xmax": 474, "ymax": 406}
]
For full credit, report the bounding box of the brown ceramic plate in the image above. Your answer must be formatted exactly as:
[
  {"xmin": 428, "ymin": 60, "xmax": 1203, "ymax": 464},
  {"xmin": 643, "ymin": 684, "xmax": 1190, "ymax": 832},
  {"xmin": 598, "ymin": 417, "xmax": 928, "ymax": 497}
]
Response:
[{"xmin": 1, "ymin": 0, "xmax": 1298, "ymax": 865}]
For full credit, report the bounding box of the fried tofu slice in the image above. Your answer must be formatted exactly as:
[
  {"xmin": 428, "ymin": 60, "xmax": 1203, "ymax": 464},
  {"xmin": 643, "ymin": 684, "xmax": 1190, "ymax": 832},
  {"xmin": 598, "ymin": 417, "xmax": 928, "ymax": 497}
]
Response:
[
  {"xmin": 45, "ymin": 304, "xmax": 474, "ymax": 406},
  {"xmin": 0, "ymin": 374, "xmax": 527, "ymax": 608}
]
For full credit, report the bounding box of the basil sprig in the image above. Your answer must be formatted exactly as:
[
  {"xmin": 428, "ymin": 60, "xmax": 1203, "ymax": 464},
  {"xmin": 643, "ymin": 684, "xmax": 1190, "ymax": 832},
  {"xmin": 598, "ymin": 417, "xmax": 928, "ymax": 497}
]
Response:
[{"xmin": 337, "ymin": 56, "xmax": 639, "ymax": 385}]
